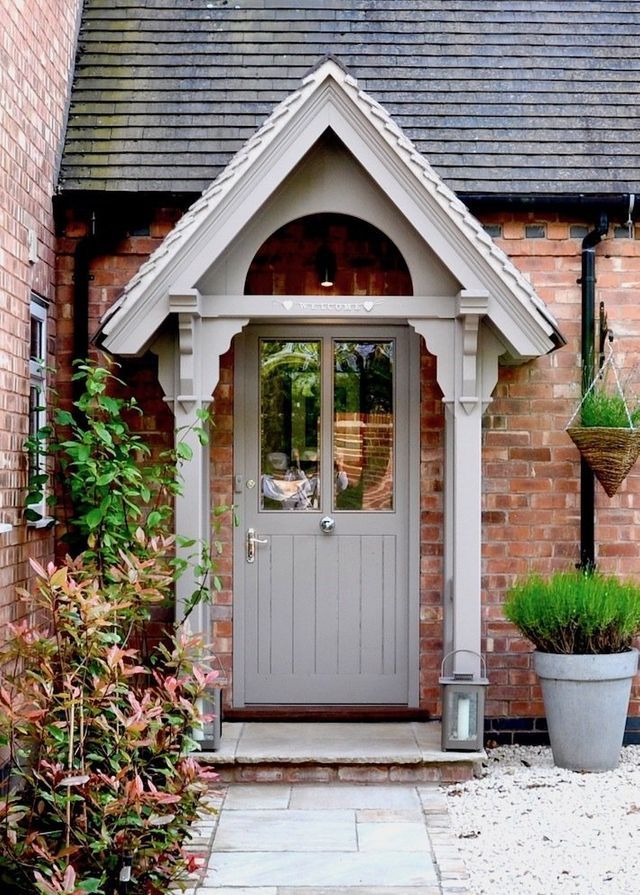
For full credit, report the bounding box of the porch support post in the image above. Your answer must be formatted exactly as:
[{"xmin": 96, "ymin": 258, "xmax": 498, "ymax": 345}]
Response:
[
  {"xmin": 410, "ymin": 291, "xmax": 501, "ymax": 677},
  {"xmin": 152, "ymin": 290, "xmax": 248, "ymax": 636}
]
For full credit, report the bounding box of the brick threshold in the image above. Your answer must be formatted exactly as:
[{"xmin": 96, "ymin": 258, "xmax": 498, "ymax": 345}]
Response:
[
  {"xmin": 224, "ymin": 705, "xmax": 431, "ymax": 722},
  {"xmin": 204, "ymin": 760, "xmax": 478, "ymax": 783}
]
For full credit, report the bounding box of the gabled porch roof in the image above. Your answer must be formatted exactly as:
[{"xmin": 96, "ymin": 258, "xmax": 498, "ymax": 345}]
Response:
[{"xmin": 98, "ymin": 58, "xmax": 562, "ymax": 361}]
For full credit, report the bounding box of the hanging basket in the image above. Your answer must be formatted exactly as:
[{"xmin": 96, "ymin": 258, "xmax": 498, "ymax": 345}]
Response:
[
  {"xmin": 567, "ymin": 426, "xmax": 640, "ymax": 497},
  {"xmin": 566, "ymin": 338, "xmax": 640, "ymax": 497}
]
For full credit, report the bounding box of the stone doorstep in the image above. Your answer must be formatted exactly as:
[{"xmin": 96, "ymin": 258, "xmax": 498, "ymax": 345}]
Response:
[{"xmin": 196, "ymin": 722, "xmax": 483, "ymax": 784}]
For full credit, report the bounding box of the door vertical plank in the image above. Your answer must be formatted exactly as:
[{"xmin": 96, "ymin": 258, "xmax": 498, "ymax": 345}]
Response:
[
  {"xmin": 382, "ymin": 534, "xmax": 398, "ymax": 674},
  {"xmin": 292, "ymin": 535, "xmax": 317, "ymax": 676},
  {"xmin": 337, "ymin": 535, "xmax": 361, "ymax": 675},
  {"xmin": 361, "ymin": 536, "xmax": 383, "ymax": 674},
  {"xmin": 253, "ymin": 549, "xmax": 268, "ymax": 677},
  {"xmin": 315, "ymin": 536, "xmax": 340, "ymax": 674},
  {"xmin": 268, "ymin": 535, "xmax": 294, "ymax": 675}
]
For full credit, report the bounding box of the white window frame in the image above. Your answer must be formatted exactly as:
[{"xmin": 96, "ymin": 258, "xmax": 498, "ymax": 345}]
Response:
[{"xmin": 27, "ymin": 296, "xmax": 53, "ymax": 527}]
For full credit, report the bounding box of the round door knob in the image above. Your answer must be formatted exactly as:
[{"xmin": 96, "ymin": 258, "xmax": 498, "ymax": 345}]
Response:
[{"xmin": 320, "ymin": 515, "xmax": 335, "ymax": 533}]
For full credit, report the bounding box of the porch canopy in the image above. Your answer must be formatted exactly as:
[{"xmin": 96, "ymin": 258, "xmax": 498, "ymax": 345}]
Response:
[{"xmin": 98, "ymin": 59, "xmax": 562, "ymax": 678}]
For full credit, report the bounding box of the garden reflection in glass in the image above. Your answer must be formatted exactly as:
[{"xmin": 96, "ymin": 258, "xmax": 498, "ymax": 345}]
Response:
[
  {"xmin": 259, "ymin": 338, "xmax": 394, "ymax": 512},
  {"xmin": 260, "ymin": 340, "xmax": 321, "ymax": 511},
  {"xmin": 333, "ymin": 340, "xmax": 394, "ymax": 512}
]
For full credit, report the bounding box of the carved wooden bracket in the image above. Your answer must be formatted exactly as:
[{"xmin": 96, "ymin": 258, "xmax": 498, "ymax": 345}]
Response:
[
  {"xmin": 169, "ymin": 289, "xmax": 201, "ymax": 409},
  {"xmin": 177, "ymin": 312, "xmax": 196, "ymax": 405},
  {"xmin": 156, "ymin": 293, "xmax": 249, "ymax": 415},
  {"xmin": 456, "ymin": 290, "xmax": 489, "ymax": 413}
]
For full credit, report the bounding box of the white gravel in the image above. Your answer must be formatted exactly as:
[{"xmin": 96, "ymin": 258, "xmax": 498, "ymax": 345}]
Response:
[{"xmin": 444, "ymin": 744, "xmax": 640, "ymax": 895}]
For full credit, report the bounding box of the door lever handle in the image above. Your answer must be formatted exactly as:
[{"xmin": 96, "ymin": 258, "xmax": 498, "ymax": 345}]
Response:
[{"xmin": 247, "ymin": 528, "xmax": 269, "ymax": 563}]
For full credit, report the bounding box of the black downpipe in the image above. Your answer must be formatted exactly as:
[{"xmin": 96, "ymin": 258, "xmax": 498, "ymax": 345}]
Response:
[
  {"xmin": 72, "ymin": 225, "xmax": 95, "ymax": 403},
  {"xmin": 579, "ymin": 214, "xmax": 608, "ymax": 571},
  {"xmin": 72, "ymin": 209, "xmax": 102, "ymax": 405},
  {"xmin": 72, "ymin": 211, "xmax": 121, "ymax": 403}
]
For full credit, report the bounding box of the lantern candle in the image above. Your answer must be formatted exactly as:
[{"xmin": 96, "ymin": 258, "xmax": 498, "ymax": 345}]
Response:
[{"xmin": 456, "ymin": 694, "xmax": 471, "ymax": 739}]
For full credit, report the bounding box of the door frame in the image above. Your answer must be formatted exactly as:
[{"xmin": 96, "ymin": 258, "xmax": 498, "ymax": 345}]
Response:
[{"xmin": 232, "ymin": 322, "xmax": 421, "ymax": 709}]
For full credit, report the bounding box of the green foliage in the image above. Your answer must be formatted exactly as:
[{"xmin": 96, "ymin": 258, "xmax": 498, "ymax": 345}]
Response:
[
  {"xmin": 504, "ymin": 570, "xmax": 640, "ymax": 654},
  {"xmin": 24, "ymin": 359, "xmax": 223, "ymax": 615},
  {"xmin": 0, "ymin": 537, "xmax": 220, "ymax": 895},
  {"xmin": 580, "ymin": 389, "xmax": 640, "ymax": 428},
  {"xmin": 26, "ymin": 361, "xmax": 179, "ymax": 562},
  {"xmin": 6, "ymin": 360, "xmax": 228, "ymax": 894},
  {"xmin": 578, "ymin": 357, "xmax": 640, "ymax": 428}
]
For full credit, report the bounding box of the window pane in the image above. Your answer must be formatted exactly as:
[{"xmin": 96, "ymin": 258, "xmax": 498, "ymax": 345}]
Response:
[
  {"xmin": 30, "ymin": 316, "xmax": 43, "ymax": 361},
  {"xmin": 333, "ymin": 341, "xmax": 394, "ymax": 511},
  {"xmin": 28, "ymin": 385, "xmax": 44, "ymax": 479},
  {"xmin": 260, "ymin": 340, "xmax": 321, "ymax": 511}
]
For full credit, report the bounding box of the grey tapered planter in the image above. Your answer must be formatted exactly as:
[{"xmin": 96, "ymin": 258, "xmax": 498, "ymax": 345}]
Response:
[{"xmin": 534, "ymin": 648, "xmax": 639, "ymax": 772}]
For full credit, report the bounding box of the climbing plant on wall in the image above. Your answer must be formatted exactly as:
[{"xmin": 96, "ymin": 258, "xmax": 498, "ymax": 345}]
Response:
[{"xmin": 0, "ymin": 360, "xmax": 224, "ymax": 895}]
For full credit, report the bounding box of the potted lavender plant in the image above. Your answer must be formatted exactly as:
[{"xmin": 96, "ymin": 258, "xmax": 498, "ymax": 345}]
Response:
[{"xmin": 505, "ymin": 570, "xmax": 640, "ymax": 771}]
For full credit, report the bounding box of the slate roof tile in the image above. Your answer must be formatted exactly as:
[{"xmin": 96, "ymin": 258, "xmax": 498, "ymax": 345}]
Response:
[{"xmin": 60, "ymin": 0, "xmax": 640, "ymax": 195}]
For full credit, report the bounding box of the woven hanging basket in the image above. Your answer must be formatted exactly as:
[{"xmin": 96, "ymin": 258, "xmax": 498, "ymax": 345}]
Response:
[{"xmin": 567, "ymin": 426, "xmax": 640, "ymax": 497}]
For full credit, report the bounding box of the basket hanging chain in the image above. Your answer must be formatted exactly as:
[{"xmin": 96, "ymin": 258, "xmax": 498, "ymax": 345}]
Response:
[{"xmin": 566, "ymin": 339, "xmax": 634, "ymax": 429}]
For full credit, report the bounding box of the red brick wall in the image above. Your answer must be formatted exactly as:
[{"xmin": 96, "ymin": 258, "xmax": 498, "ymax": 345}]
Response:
[
  {"xmin": 419, "ymin": 350, "xmax": 445, "ymax": 708},
  {"xmin": 57, "ymin": 204, "xmax": 640, "ymax": 720},
  {"xmin": 0, "ymin": 0, "xmax": 81, "ymax": 623},
  {"xmin": 480, "ymin": 213, "xmax": 640, "ymax": 721},
  {"xmin": 55, "ymin": 203, "xmax": 187, "ymax": 401},
  {"xmin": 210, "ymin": 348, "xmax": 235, "ymax": 695},
  {"xmin": 56, "ymin": 204, "xmax": 191, "ymax": 647}
]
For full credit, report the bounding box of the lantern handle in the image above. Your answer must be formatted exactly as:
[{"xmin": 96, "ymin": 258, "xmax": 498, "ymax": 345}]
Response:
[{"xmin": 440, "ymin": 649, "xmax": 486, "ymax": 678}]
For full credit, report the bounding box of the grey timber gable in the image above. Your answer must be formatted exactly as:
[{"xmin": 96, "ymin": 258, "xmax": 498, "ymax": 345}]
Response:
[
  {"xmin": 61, "ymin": 0, "xmax": 640, "ymax": 196},
  {"xmin": 97, "ymin": 59, "xmax": 560, "ymax": 359}
]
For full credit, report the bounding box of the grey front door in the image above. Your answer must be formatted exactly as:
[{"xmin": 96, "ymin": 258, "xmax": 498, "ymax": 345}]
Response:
[{"xmin": 236, "ymin": 325, "xmax": 413, "ymax": 705}]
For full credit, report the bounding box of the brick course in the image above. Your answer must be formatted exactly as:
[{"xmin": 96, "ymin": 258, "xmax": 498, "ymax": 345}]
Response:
[{"xmin": 212, "ymin": 761, "xmax": 475, "ymax": 784}]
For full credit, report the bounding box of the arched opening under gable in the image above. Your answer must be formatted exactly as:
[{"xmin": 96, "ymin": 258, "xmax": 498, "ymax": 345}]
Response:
[{"xmin": 244, "ymin": 213, "xmax": 413, "ymax": 297}]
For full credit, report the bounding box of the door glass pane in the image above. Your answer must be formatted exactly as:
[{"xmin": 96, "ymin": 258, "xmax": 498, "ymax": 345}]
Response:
[
  {"xmin": 333, "ymin": 341, "xmax": 394, "ymax": 511},
  {"xmin": 260, "ymin": 340, "xmax": 321, "ymax": 511}
]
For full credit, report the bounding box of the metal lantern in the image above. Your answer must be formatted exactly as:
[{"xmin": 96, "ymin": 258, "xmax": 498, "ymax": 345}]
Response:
[
  {"xmin": 440, "ymin": 650, "xmax": 488, "ymax": 752},
  {"xmin": 193, "ymin": 686, "xmax": 224, "ymax": 751}
]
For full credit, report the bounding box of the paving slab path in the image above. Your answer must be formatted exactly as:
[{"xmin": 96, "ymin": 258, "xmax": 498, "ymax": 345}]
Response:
[{"xmin": 185, "ymin": 783, "xmax": 474, "ymax": 895}]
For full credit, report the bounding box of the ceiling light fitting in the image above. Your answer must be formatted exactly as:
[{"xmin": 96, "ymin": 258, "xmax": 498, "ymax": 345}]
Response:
[{"xmin": 315, "ymin": 246, "xmax": 336, "ymax": 288}]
